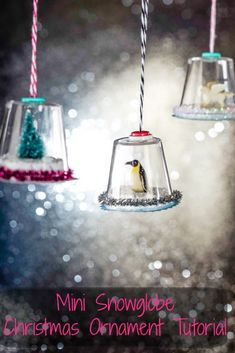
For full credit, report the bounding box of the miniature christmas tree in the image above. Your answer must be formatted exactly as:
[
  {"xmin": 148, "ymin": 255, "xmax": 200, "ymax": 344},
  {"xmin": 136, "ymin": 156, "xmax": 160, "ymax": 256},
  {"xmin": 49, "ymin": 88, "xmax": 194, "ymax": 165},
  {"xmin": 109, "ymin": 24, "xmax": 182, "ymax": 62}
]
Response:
[{"xmin": 17, "ymin": 110, "xmax": 45, "ymax": 159}]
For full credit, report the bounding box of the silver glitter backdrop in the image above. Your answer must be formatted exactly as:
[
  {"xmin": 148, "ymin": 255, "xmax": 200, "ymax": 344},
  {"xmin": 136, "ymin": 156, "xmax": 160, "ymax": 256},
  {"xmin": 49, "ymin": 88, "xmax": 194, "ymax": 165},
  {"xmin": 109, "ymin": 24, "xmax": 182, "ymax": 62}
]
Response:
[{"xmin": 0, "ymin": 0, "xmax": 234, "ymax": 351}]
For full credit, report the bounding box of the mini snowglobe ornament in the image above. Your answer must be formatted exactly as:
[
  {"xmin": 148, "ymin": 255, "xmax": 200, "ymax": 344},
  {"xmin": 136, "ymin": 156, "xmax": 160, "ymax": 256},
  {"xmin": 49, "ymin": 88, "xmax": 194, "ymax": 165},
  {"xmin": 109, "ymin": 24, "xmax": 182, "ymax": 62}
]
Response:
[
  {"xmin": 173, "ymin": 0, "xmax": 235, "ymax": 121},
  {"xmin": 99, "ymin": 0, "xmax": 182, "ymax": 212},
  {"xmin": 0, "ymin": 0, "xmax": 74, "ymax": 182}
]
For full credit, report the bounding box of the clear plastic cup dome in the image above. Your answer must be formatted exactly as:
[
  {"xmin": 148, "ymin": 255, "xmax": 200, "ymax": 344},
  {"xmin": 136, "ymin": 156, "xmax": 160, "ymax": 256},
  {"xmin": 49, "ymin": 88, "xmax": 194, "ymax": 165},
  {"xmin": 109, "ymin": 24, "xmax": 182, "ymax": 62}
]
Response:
[
  {"xmin": 99, "ymin": 131, "xmax": 182, "ymax": 212},
  {"xmin": 173, "ymin": 52, "xmax": 235, "ymax": 120},
  {"xmin": 0, "ymin": 99, "xmax": 74, "ymax": 182}
]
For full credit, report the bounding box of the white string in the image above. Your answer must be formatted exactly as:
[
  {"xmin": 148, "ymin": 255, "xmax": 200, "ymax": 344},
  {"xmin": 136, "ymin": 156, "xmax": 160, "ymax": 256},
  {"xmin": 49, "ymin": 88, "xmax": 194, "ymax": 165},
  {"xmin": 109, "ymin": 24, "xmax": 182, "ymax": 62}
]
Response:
[{"xmin": 210, "ymin": 0, "xmax": 217, "ymax": 53}]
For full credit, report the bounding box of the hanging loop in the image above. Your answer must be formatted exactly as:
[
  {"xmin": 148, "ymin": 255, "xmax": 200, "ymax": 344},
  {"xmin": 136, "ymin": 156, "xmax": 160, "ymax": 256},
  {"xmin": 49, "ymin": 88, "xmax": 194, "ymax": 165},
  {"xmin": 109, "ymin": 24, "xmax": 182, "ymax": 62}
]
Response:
[
  {"xmin": 139, "ymin": 0, "xmax": 149, "ymax": 131},
  {"xmin": 210, "ymin": 0, "xmax": 217, "ymax": 53},
  {"xmin": 30, "ymin": 0, "xmax": 39, "ymax": 98}
]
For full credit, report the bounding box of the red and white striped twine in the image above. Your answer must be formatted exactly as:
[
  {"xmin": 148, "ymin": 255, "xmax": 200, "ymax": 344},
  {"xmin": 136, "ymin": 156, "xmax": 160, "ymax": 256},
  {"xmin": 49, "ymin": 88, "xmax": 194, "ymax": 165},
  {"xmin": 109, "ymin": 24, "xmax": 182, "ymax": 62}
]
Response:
[
  {"xmin": 29, "ymin": 0, "xmax": 39, "ymax": 98},
  {"xmin": 210, "ymin": 0, "xmax": 217, "ymax": 53}
]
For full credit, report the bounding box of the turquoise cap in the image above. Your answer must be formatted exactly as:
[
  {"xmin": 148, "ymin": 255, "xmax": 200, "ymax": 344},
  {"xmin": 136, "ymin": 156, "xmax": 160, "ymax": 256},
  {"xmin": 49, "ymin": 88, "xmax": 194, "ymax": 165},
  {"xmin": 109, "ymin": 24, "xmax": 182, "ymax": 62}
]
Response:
[
  {"xmin": 21, "ymin": 97, "xmax": 46, "ymax": 104},
  {"xmin": 201, "ymin": 52, "xmax": 222, "ymax": 59}
]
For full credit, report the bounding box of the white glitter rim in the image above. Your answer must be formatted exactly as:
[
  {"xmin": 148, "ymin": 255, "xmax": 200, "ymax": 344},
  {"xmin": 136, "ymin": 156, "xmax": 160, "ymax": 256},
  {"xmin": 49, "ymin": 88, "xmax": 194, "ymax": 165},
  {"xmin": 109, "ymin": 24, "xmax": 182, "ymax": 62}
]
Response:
[
  {"xmin": 100, "ymin": 200, "xmax": 179, "ymax": 212},
  {"xmin": 99, "ymin": 190, "xmax": 182, "ymax": 212},
  {"xmin": 173, "ymin": 106, "xmax": 235, "ymax": 121}
]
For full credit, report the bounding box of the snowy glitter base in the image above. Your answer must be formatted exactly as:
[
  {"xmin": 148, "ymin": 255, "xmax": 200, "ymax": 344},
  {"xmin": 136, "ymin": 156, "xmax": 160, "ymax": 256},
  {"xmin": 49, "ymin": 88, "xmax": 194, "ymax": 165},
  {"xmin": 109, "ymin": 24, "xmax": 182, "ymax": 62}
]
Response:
[
  {"xmin": 0, "ymin": 166, "xmax": 74, "ymax": 182},
  {"xmin": 173, "ymin": 105, "xmax": 235, "ymax": 120},
  {"xmin": 0, "ymin": 155, "xmax": 64, "ymax": 171},
  {"xmin": 98, "ymin": 190, "xmax": 182, "ymax": 212}
]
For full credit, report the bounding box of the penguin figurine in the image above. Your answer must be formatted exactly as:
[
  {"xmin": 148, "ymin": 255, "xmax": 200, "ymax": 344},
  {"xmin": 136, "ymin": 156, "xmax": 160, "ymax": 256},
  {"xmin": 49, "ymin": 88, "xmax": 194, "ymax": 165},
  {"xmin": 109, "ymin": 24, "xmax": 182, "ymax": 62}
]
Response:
[{"xmin": 125, "ymin": 159, "xmax": 147, "ymax": 193}]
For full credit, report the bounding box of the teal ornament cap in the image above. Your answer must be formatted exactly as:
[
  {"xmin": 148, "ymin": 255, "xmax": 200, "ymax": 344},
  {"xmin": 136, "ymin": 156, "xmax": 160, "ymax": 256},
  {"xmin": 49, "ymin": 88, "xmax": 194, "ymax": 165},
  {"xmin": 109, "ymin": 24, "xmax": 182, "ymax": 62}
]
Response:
[
  {"xmin": 21, "ymin": 97, "xmax": 46, "ymax": 104},
  {"xmin": 201, "ymin": 52, "xmax": 222, "ymax": 60}
]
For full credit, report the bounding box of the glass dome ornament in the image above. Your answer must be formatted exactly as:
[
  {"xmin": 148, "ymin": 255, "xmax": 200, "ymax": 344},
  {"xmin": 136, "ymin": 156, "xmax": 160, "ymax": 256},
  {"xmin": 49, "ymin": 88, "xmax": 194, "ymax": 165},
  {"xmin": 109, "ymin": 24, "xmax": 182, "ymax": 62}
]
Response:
[
  {"xmin": 0, "ymin": 0, "xmax": 74, "ymax": 182},
  {"xmin": 173, "ymin": 0, "xmax": 235, "ymax": 121},
  {"xmin": 99, "ymin": 0, "xmax": 182, "ymax": 212},
  {"xmin": 99, "ymin": 131, "xmax": 181, "ymax": 212},
  {"xmin": 0, "ymin": 98, "xmax": 73, "ymax": 182}
]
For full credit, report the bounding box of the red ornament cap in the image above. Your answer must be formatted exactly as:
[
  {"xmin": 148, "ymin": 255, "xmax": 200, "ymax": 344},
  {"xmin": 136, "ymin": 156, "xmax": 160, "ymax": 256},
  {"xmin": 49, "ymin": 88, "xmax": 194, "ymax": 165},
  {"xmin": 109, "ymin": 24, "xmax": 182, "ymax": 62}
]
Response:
[{"xmin": 130, "ymin": 131, "xmax": 151, "ymax": 137}]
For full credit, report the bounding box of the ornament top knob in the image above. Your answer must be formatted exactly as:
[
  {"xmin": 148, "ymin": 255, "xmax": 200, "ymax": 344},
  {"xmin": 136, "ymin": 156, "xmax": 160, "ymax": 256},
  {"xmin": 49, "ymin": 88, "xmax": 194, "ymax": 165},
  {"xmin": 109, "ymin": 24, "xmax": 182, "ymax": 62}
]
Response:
[{"xmin": 130, "ymin": 131, "xmax": 151, "ymax": 137}]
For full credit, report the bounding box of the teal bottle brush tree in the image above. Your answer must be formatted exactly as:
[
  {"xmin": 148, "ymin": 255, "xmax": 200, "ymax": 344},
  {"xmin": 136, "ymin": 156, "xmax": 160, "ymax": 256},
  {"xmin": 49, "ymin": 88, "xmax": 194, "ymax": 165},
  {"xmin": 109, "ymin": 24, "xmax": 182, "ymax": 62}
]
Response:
[{"xmin": 17, "ymin": 110, "xmax": 45, "ymax": 159}]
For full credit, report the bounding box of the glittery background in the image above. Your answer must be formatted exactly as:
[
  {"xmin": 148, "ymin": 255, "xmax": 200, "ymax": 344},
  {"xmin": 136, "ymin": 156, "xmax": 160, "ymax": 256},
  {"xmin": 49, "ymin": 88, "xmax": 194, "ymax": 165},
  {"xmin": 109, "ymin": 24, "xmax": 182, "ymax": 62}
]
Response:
[{"xmin": 0, "ymin": 0, "xmax": 234, "ymax": 352}]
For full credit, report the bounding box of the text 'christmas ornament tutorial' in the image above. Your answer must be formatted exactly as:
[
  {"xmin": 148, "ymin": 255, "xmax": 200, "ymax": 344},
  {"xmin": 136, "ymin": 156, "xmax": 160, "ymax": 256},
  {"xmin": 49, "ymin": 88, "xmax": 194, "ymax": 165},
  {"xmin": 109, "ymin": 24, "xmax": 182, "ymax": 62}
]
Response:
[
  {"xmin": 98, "ymin": 0, "xmax": 182, "ymax": 212},
  {"xmin": 173, "ymin": 0, "xmax": 235, "ymax": 121},
  {"xmin": 0, "ymin": 0, "xmax": 74, "ymax": 183}
]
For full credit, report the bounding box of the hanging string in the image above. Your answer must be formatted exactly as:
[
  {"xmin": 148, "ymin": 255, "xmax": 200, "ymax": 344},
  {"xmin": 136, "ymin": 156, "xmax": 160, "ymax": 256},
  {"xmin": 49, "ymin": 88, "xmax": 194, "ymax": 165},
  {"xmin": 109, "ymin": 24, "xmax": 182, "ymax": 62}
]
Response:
[
  {"xmin": 209, "ymin": 0, "xmax": 217, "ymax": 53},
  {"xmin": 29, "ymin": 0, "xmax": 39, "ymax": 98},
  {"xmin": 139, "ymin": 0, "xmax": 149, "ymax": 131}
]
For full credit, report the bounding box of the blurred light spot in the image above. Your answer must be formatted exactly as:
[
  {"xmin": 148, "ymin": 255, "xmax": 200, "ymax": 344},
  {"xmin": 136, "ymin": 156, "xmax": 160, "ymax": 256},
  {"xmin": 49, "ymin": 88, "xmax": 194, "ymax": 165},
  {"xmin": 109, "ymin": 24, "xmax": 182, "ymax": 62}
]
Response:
[
  {"xmin": 227, "ymin": 332, "xmax": 234, "ymax": 340},
  {"xmin": 182, "ymin": 269, "xmax": 191, "ymax": 278},
  {"xmin": 208, "ymin": 128, "xmax": 218, "ymax": 138},
  {"xmin": 28, "ymin": 184, "xmax": 36, "ymax": 192},
  {"xmin": 81, "ymin": 71, "xmax": 95, "ymax": 82},
  {"xmin": 64, "ymin": 201, "xmax": 74, "ymax": 211},
  {"xmin": 68, "ymin": 109, "xmax": 78, "ymax": 119},
  {"xmin": 112, "ymin": 269, "xmax": 120, "ymax": 277},
  {"xmin": 41, "ymin": 344, "xmax": 47, "ymax": 352},
  {"xmin": 57, "ymin": 342, "xmax": 64, "ymax": 350},
  {"xmin": 159, "ymin": 310, "xmax": 166, "ymax": 318},
  {"xmin": 148, "ymin": 262, "xmax": 155, "ymax": 271},
  {"xmin": 170, "ymin": 171, "xmax": 180, "ymax": 180},
  {"xmin": 215, "ymin": 270, "xmax": 223, "ymax": 279},
  {"xmin": 62, "ymin": 315, "xmax": 69, "ymax": 322},
  {"xmin": 189, "ymin": 310, "xmax": 197, "ymax": 318},
  {"xmin": 214, "ymin": 122, "xmax": 225, "ymax": 133},
  {"xmin": 44, "ymin": 201, "xmax": 52, "ymax": 209},
  {"xmin": 207, "ymin": 271, "xmax": 215, "ymax": 280},
  {"xmin": 122, "ymin": 0, "xmax": 133, "ymax": 6},
  {"xmin": 196, "ymin": 302, "xmax": 205, "ymax": 311},
  {"xmin": 68, "ymin": 83, "xmax": 78, "ymax": 93},
  {"xmin": 74, "ymin": 275, "xmax": 82, "ymax": 283},
  {"xmin": 12, "ymin": 191, "xmax": 20, "ymax": 199},
  {"xmin": 87, "ymin": 260, "xmax": 94, "ymax": 268},
  {"xmin": 63, "ymin": 254, "xmax": 71, "ymax": 263},
  {"xmin": 224, "ymin": 304, "xmax": 232, "ymax": 313},
  {"xmin": 35, "ymin": 191, "xmax": 46, "ymax": 200},
  {"xmin": 9, "ymin": 220, "xmax": 17, "ymax": 229},
  {"xmin": 26, "ymin": 194, "xmax": 34, "ymax": 203},
  {"xmin": 50, "ymin": 228, "xmax": 58, "ymax": 237},
  {"xmin": 153, "ymin": 260, "xmax": 162, "ymax": 269},
  {"xmin": 56, "ymin": 194, "xmax": 64, "ymax": 203},
  {"xmin": 162, "ymin": 0, "xmax": 173, "ymax": 5},
  {"xmin": 109, "ymin": 254, "xmax": 118, "ymax": 262},
  {"xmin": 36, "ymin": 207, "xmax": 45, "ymax": 217},
  {"xmin": 195, "ymin": 131, "xmax": 205, "ymax": 142}
]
